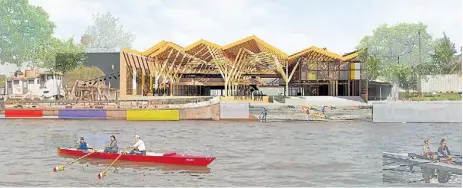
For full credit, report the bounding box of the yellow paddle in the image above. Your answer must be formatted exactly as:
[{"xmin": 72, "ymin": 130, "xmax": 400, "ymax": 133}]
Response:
[
  {"xmin": 53, "ymin": 148, "xmax": 101, "ymax": 172},
  {"xmin": 98, "ymin": 153, "xmax": 123, "ymax": 179},
  {"xmin": 97, "ymin": 146, "xmax": 130, "ymax": 179}
]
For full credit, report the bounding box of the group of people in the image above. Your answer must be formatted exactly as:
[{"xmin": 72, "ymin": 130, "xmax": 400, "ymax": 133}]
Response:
[
  {"xmin": 422, "ymin": 138, "xmax": 453, "ymax": 163},
  {"xmin": 77, "ymin": 134, "xmax": 146, "ymax": 155}
]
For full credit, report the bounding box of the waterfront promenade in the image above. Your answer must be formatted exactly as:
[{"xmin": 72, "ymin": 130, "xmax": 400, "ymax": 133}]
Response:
[{"xmin": 1, "ymin": 97, "xmax": 460, "ymax": 123}]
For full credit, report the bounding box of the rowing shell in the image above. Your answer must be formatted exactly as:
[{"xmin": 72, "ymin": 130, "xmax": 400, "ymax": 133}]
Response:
[
  {"xmin": 383, "ymin": 152, "xmax": 462, "ymax": 175},
  {"xmin": 57, "ymin": 148, "xmax": 216, "ymax": 167}
]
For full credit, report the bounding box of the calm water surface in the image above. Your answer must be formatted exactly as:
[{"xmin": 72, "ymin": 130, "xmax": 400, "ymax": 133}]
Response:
[{"xmin": 0, "ymin": 120, "xmax": 459, "ymax": 187}]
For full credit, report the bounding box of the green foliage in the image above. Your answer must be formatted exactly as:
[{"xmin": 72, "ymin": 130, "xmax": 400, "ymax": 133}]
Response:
[
  {"xmin": 382, "ymin": 63, "xmax": 415, "ymax": 90},
  {"xmin": 358, "ymin": 49, "xmax": 380, "ymax": 80},
  {"xmin": 82, "ymin": 12, "xmax": 135, "ymax": 52},
  {"xmin": 54, "ymin": 52, "xmax": 86, "ymax": 76},
  {"xmin": 357, "ymin": 23, "xmax": 434, "ymax": 68},
  {"xmin": 0, "ymin": 75, "xmax": 6, "ymax": 87},
  {"xmin": 430, "ymin": 33, "xmax": 458, "ymax": 74},
  {"xmin": 0, "ymin": 0, "xmax": 55, "ymax": 66},
  {"xmin": 399, "ymin": 92, "xmax": 462, "ymax": 101},
  {"xmin": 356, "ymin": 23, "xmax": 454, "ymax": 90},
  {"xmin": 63, "ymin": 66, "xmax": 105, "ymax": 88},
  {"xmin": 36, "ymin": 37, "xmax": 86, "ymax": 72}
]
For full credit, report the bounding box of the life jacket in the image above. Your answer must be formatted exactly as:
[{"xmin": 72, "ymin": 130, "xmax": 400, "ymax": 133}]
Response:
[{"xmin": 79, "ymin": 142, "xmax": 88, "ymax": 150}]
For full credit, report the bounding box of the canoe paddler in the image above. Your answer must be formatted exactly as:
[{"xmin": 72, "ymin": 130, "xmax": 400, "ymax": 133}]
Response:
[
  {"xmin": 437, "ymin": 139, "xmax": 452, "ymax": 163},
  {"xmin": 129, "ymin": 135, "xmax": 146, "ymax": 155},
  {"xmin": 77, "ymin": 137, "xmax": 92, "ymax": 151},
  {"xmin": 422, "ymin": 138, "xmax": 436, "ymax": 160},
  {"xmin": 103, "ymin": 135, "xmax": 119, "ymax": 153}
]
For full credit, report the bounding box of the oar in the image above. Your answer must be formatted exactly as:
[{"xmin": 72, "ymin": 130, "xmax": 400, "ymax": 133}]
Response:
[
  {"xmin": 98, "ymin": 153, "xmax": 123, "ymax": 179},
  {"xmin": 53, "ymin": 148, "xmax": 101, "ymax": 172}
]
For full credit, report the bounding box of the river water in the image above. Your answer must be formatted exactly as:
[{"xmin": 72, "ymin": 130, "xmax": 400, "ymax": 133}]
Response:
[{"xmin": 0, "ymin": 120, "xmax": 460, "ymax": 187}]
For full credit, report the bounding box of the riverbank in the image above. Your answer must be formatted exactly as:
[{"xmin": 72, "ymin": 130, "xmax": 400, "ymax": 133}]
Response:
[
  {"xmin": 0, "ymin": 102, "xmax": 371, "ymax": 121},
  {"xmin": 2, "ymin": 98, "xmax": 459, "ymax": 122}
]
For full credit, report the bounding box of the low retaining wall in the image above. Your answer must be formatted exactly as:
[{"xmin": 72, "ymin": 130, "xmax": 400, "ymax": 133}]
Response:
[
  {"xmin": 220, "ymin": 102, "xmax": 250, "ymax": 119},
  {"xmin": 372, "ymin": 101, "xmax": 462, "ymax": 123},
  {"xmin": 127, "ymin": 109, "xmax": 179, "ymax": 121},
  {"xmin": 179, "ymin": 103, "xmax": 220, "ymax": 120},
  {"xmin": 58, "ymin": 109, "xmax": 107, "ymax": 119},
  {"xmin": 0, "ymin": 103, "xmax": 223, "ymax": 121}
]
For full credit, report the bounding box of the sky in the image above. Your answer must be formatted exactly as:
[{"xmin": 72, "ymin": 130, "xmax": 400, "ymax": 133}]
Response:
[{"xmin": 1, "ymin": 0, "xmax": 462, "ymax": 75}]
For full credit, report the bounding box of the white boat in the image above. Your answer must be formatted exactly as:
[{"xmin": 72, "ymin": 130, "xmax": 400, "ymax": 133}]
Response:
[{"xmin": 383, "ymin": 152, "xmax": 462, "ymax": 183}]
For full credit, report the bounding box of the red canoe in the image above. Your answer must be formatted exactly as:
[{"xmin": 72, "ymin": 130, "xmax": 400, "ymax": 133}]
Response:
[{"xmin": 57, "ymin": 148, "xmax": 216, "ymax": 167}]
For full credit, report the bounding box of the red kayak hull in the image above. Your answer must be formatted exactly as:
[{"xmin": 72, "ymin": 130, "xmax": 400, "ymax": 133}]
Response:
[{"xmin": 57, "ymin": 148, "xmax": 215, "ymax": 167}]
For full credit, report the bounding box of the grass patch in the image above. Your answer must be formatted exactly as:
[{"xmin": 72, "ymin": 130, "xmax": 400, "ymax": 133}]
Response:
[{"xmin": 400, "ymin": 92, "xmax": 462, "ymax": 101}]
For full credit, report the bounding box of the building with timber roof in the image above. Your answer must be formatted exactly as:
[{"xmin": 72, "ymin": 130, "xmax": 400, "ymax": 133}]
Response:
[{"xmin": 119, "ymin": 35, "xmax": 366, "ymax": 101}]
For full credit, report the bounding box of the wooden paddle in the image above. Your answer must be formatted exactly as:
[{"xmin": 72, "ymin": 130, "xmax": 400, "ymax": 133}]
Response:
[
  {"xmin": 98, "ymin": 153, "xmax": 123, "ymax": 179},
  {"xmin": 53, "ymin": 148, "xmax": 101, "ymax": 172}
]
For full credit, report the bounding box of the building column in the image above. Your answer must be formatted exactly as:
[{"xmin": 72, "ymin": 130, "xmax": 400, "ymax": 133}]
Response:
[
  {"xmin": 348, "ymin": 81, "xmax": 351, "ymax": 96},
  {"xmin": 149, "ymin": 76, "xmax": 153, "ymax": 95},
  {"xmin": 141, "ymin": 72, "xmax": 145, "ymax": 96}
]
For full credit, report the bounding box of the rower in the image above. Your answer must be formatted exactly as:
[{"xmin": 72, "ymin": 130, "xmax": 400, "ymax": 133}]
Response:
[
  {"xmin": 437, "ymin": 138, "xmax": 452, "ymax": 163},
  {"xmin": 77, "ymin": 137, "xmax": 91, "ymax": 151},
  {"xmin": 129, "ymin": 135, "xmax": 146, "ymax": 155},
  {"xmin": 103, "ymin": 135, "xmax": 119, "ymax": 154},
  {"xmin": 422, "ymin": 138, "xmax": 436, "ymax": 160}
]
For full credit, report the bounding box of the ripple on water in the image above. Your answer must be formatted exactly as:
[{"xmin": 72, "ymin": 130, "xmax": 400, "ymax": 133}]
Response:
[{"xmin": 0, "ymin": 120, "xmax": 460, "ymax": 186}]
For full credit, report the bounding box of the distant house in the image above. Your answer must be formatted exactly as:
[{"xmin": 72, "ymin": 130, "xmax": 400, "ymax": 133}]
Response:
[
  {"xmin": 0, "ymin": 87, "xmax": 5, "ymax": 99},
  {"xmin": 5, "ymin": 69, "xmax": 65, "ymax": 99}
]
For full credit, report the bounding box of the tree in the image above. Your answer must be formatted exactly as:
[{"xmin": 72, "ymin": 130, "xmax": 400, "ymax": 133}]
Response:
[
  {"xmin": 82, "ymin": 12, "xmax": 135, "ymax": 52},
  {"xmin": 357, "ymin": 23, "xmax": 434, "ymax": 67},
  {"xmin": 0, "ymin": 0, "xmax": 55, "ymax": 66},
  {"xmin": 0, "ymin": 75, "xmax": 6, "ymax": 88},
  {"xmin": 383, "ymin": 63, "xmax": 415, "ymax": 91},
  {"xmin": 36, "ymin": 37, "xmax": 86, "ymax": 71},
  {"xmin": 358, "ymin": 49, "xmax": 380, "ymax": 80},
  {"xmin": 63, "ymin": 66, "xmax": 105, "ymax": 88},
  {"xmin": 430, "ymin": 33, "xmax": 458, "ymax": 74},
  {"xmin": 357, "ymin": 23, "xmax": 435, "ymax": 89}
]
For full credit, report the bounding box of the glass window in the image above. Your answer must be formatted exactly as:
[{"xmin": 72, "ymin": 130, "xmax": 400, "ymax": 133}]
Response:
[
  {"xmin": 13, "ymin": 80, "xmax": 19, "ymax": 85},
  {"xmin": 28, "ymin": 80, "xmax": 34, "ymax": 84}
]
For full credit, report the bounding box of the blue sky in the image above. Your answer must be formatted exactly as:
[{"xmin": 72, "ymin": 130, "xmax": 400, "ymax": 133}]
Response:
[{"xmin": 1, "ymin": 0, "xmax": 462, "ymax": 75}]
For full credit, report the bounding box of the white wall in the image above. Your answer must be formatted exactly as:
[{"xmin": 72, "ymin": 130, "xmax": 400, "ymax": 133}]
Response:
[
  {"xmin": 8, "ymin": 74, "xmax": 64, "ymax": 98},
  {"xmin": 373, "ymin": 101, "xmax": 462, "ymax": 123},
  {"xmin": 418, "ymin": 74, "xmax": 462, "ymax": 93}
]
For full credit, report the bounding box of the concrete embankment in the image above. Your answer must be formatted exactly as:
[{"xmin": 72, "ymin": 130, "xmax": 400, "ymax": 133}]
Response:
[
  {"xmin": 372, "ymin": 101, "xmax": 462, "ymax": 123},
  {"xmin": 0, "ymin": 102, "xmax": 370, "ymax": 121},
  {"xmin": 249, "ymin": 104, "xmax": 372, "ymax": 121},
  {"xmin": 9, "ymin": 99, "xmax": 459, "ymax": 123}
]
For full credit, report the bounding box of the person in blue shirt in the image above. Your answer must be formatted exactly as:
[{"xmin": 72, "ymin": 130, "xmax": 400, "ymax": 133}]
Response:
[
  {"xmin": 77, "ymin": 137, "xmax": 92, "ymax": 151},
  {"xmin": 437, "ymin": 139, "xmax": 452, "ymax": 163},
  {"xmin": 260, "ymin": 107, "xmax": 268, "ymax": 123}
]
